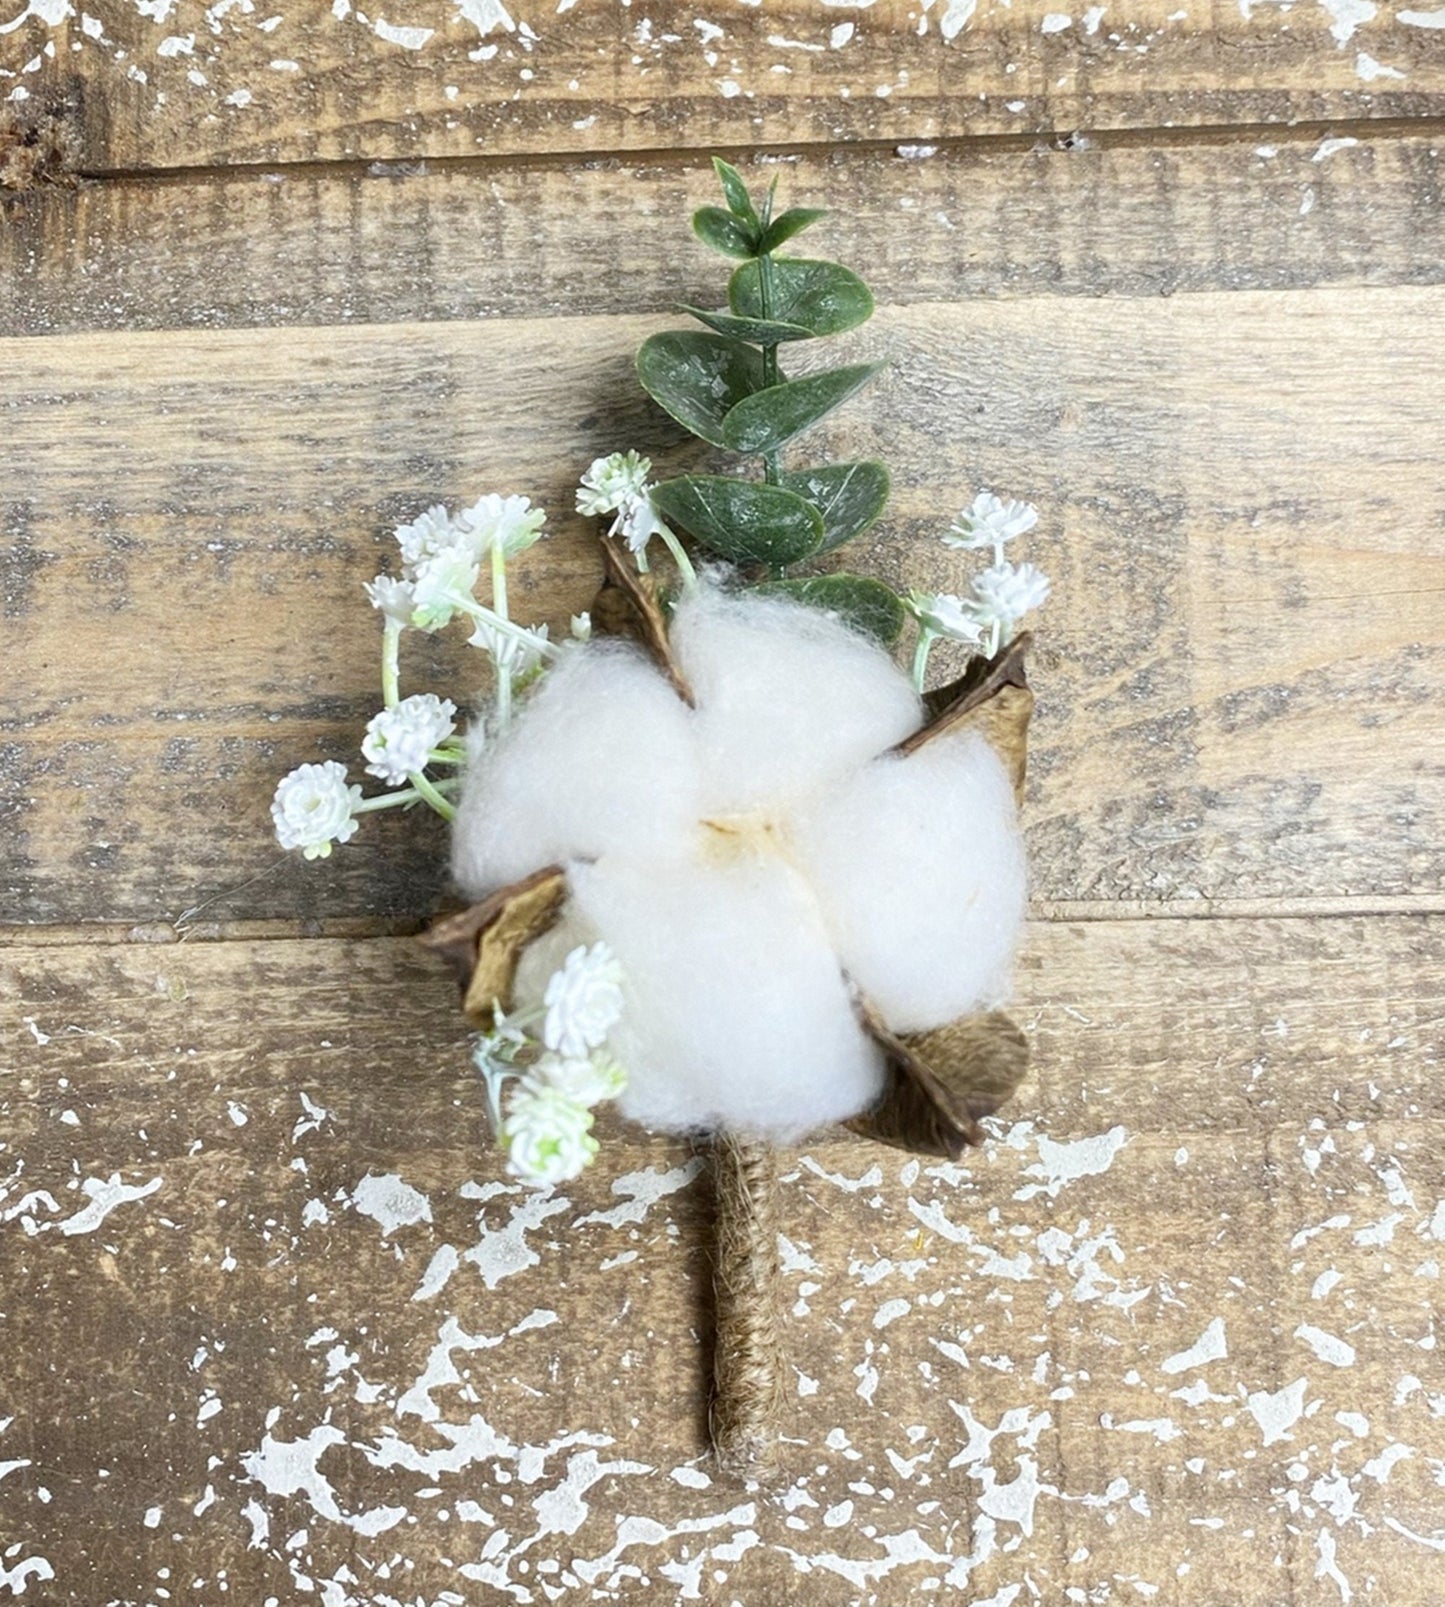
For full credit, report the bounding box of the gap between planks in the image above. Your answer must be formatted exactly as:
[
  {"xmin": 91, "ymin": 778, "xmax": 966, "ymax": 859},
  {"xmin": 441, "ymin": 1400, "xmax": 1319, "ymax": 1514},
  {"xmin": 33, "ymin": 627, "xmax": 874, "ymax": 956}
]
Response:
[
  {"xmin": 57, "ymin": 115, "xmax": 1445, "ymax": 191},
  {"xmin": 1, "ymin": 896, "xmax": 1440, "ymax": 949}
]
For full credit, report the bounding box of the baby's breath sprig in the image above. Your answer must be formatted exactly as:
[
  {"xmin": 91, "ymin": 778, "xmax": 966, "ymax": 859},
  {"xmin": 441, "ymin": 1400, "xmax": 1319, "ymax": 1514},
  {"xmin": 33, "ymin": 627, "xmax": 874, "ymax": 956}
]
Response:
[
  {"xmin": 906, "ymin": 489, "xmax": 1052, "ymax": 692},
  {"xmin": 269, "ymin": 494, "xmax": 556, "ymax": 859}
]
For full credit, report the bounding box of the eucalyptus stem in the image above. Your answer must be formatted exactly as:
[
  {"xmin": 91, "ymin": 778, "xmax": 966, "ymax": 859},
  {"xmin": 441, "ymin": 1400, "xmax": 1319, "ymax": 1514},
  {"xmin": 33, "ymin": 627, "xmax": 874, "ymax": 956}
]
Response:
[
  {"xmin": 757, "ymin": 251, "xmax": 782, "ymax": 487},
  {"xmin": 381, "ymin": 617, "xmax": 403, "ymax": 709},
  {"xmin": 491, "ymin": 543, "xmax": 513, "ymax": 731}
]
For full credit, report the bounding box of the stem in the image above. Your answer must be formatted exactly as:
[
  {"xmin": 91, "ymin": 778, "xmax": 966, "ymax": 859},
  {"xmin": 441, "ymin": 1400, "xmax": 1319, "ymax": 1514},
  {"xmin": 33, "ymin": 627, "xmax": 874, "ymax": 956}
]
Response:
[
  {"xmin": 428, "ymin": 744, "xmax": 467, "ymax": 766},
  {"xmin": 454, "ymin": 597, "xmax": 563, "ymax": 660},
  {"xmin": 381, "ymin": 618, "xmax": 402, "ymax": 709},
  {"xmin": 658, "ymin": 526, "xmax": 699, "ymax": 590},
  {"xmin": 405, "ymin": 769, "xmax": 458, "ymax": 822},
  {"xmin": 353, "ymin": 777, "xmax": 461, "ymax": 815},
  {"xmin": 911, "ymin": 627, "xmax": 936, "ymax": 692},
  {"xmin": 757, "ymin": 251, "xmax": 782, "ymax": 487},
  {"xmin": 711, "ymin": 1133, "xmax": 785, "ymax": 1479},
  {"xmin": 491, "ymin": 542, "xmax": 513, "ymax": 732}
]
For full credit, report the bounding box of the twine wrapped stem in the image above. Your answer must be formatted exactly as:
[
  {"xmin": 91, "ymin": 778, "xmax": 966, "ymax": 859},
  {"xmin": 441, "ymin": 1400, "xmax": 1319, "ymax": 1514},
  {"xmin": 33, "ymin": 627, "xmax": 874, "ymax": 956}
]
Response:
[{"xmin": 710, "ymin": 1132, "xmax": 786, "ymax": 1477}]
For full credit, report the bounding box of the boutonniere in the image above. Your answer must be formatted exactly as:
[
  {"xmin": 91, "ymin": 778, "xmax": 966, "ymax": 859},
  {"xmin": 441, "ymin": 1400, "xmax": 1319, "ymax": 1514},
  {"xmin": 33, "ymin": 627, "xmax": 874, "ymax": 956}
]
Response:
[{"xmin": 271, "ymin": 160, "xmax": 1049, "ymax": 1476}]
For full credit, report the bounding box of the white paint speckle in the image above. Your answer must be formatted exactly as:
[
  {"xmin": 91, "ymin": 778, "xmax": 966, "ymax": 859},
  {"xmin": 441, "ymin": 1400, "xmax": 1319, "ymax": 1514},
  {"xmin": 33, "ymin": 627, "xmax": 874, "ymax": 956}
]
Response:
[
  {"xmin": 1246, "ymin": 1377, "xmax": 1309, "ymax": 1445},
  {"xmin": 1160, "ymin": 1318, "xmax": 1227, "ymax": 1375},
  {"xmin": 351, "ymin": 1173, "xmax": 432, "ymax": 1237},
  {"xmin": 57, "ymin": 1173, "xmax": 162, "ymax": 1236},
  {"xmin": 1295, "ymin": 1324, "xmax": 1356, "ymax": 1367}
]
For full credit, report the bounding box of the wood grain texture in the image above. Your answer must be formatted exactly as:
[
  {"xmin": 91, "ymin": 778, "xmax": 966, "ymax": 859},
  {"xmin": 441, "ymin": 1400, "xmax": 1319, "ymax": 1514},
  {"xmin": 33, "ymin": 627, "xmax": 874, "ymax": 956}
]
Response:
[
  {"xmin": 1, "ymin": 916, "xmax": 1440, "ymax": 1603},
  {"xmin": 3, "ymin": 290, "xmax": 1441, "ymax": 923},
  {"xmin": 4, "ymin": 0, "xmax": 1445, "ymax": 173},
  {"xmin": 7, "ymin": 135, "xmax": 1445, "ymax": 339}
]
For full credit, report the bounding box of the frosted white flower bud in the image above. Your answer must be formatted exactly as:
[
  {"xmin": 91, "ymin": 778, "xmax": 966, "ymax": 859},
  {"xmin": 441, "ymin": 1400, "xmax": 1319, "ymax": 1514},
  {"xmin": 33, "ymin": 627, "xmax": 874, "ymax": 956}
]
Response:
[
  {"xmin": 542, "ymin": 942, "xmax": 625, "ymax": 1059},
  {"xmin": 271, "ymin": 761, "xmax": 363, "ymax": 859},
  {"xmin": 534, "ymin": 1049, "xmax": 628, "ymax": 1107},
  {"xmin": 467, "ymin": 618, "xmax": 551, "ymax": 674},
  {"xmin": 943, "ymin": 490, "xmax": 1039, "ymax": 552},
  {"xmin": 457, "ymin": 494, "xmax": 547, "ymax": 560},
  {"xmin": 361, "ymin": 694, "xmax": 457, "ymax": 786},
  {"xmin": 576, "ymin": 451, "xmax": 652, "ymax": 517},
  {"xmin": 364, "ymin": 574, "xmax": 417, "ymax": 623},
  {"xmin": 395, "ymin": 503, "xmax": 460, "ymax": 569},
  {"xmin": 501, "ymin": 1081, "xmax": 599, "ymax": 1185},
  {"xmin": 409, "ymin": 549, "xmax": 480, "ymax": 632},
  {"xmin": 969, "ymin": 561, "xmax": 1051, "ymax": 635},
  {"xmin": 907, "ymin": 590, "xmax": 986, "ymax": 644}
]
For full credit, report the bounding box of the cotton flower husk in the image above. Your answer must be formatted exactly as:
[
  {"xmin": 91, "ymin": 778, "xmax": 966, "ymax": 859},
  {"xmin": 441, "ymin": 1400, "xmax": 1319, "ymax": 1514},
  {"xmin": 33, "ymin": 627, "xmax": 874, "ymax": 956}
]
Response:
[{"xmin": 445, "ymin": 583, "xmax": 1032, "ymax": 1147}]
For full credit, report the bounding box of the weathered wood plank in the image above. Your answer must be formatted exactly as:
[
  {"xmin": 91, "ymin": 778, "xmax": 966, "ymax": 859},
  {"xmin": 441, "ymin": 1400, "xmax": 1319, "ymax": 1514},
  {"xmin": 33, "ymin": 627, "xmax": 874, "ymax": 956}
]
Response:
[
  {"xmin": 3, "ymin": 0, "xmax": 1444, "ymax": 174},
  {"xmin": 3, "ymin": 290, "xmax": 1441, "ymax": 923},
  {"xmin": 6, "ymin": 135, "xmax": 1445, "ymax": 338},
  {"xmin": 1, "ymin": 916, "xmax": 1441, "ymax": 1602}
]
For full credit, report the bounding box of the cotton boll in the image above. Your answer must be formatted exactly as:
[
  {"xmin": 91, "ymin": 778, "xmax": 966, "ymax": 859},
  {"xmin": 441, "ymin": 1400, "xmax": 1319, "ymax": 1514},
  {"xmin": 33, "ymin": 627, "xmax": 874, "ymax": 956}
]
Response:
[
  {"xmin": 567, "ymin": 846, "xmax": 885, "ymax": 1141},
  {"xmin": 671, "ymin": 587, "xmax": 922, "ymax": 815},
  {"xmin": 789, "ymin": 729, "xmax": 1027, "ymax": 1034},
  {"xmin": 452, "ymin": 642, "xmax": 700, "ymax": 898}
]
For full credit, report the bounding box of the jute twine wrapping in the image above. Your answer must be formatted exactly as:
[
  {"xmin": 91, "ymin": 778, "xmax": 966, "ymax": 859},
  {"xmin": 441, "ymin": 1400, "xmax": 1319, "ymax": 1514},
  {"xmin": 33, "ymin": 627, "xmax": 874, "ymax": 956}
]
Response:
[{"xmin": 710, "ymin": 1133, "xmax": 786, "ymax": 1478}]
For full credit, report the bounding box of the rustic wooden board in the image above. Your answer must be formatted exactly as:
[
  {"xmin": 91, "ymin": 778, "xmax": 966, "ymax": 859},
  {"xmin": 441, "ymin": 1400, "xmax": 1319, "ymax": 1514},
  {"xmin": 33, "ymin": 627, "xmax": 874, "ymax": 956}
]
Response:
[
  {"xmin": 3, "ymin": 290, "xmax": 1442, "ymax": 924},
  {"xmin": 5, "ymin": 0, "xmax": 1445, "ymax": 174},
  {"xmin": 6, "ymin": 135, "xmax": 1445, "ymax": 338},
  {"xmin": 1, "ymin": 916, "xmax": 1441, "ymax": 1603}
]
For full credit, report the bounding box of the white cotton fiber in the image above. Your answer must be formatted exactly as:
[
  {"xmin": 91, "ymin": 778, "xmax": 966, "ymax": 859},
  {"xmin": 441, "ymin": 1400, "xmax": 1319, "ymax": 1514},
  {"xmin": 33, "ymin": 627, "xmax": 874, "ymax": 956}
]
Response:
[
  {"xmin": 567, "ymin": 847, "xmax": 886, "ymax": 1141},
  {"xmin": 670, "ymin": 587, "xmax": 922, "ymax": 815},
  {"xmin": 452, "ymin": 582, "xmax": 1031, "ymax": 1142},
  {"xmin": 789, "ymin": 729, "xmax": 1028, "ymax": 1034},
  {"xmin": 451, "ymin": 642, "xmax": 700, "ymax": 898}
]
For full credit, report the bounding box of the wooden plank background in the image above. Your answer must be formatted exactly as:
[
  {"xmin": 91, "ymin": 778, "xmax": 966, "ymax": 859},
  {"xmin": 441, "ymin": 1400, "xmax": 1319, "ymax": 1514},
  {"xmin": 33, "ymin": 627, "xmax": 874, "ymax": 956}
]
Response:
[{"xmin": 2, "ymin": 3, "xmax": 1443, "ymax": 1604}]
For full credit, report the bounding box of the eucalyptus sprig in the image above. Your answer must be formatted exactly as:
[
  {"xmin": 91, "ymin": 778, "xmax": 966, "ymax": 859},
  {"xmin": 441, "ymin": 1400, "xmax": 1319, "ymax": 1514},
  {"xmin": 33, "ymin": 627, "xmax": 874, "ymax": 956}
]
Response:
[{"xmin": 635, "ymin": 158, "xmax": 905, "ymax": 645}]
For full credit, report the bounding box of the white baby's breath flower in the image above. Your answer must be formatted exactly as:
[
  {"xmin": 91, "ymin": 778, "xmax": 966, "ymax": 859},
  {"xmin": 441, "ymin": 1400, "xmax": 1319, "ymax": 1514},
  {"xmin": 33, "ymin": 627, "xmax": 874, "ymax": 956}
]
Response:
[
  {"xmin": 271, "ymin": 761, "xmax": 363, "ymax": 860},
  {"xmin": 468, "ymin": 617, "xmax": 551, "ymax": 674},
  {"xmin": 361, "ymin": 693, "xmax": 457, "ymax": 786},
  {"xmin": 409, "ymin": 548, "xmax": 480, "ymax": 632},
  {"xmin": 395, "ymin": 503, "xmax": 460, "ymax": 570},
  {"xmin": 534, "ymin": 1049, "xmax": 628, "ymax": 1107},
  {"xmin": 570, "ymin": 612, "xmax": 592, "ymax": 641},
  {"xmin": 616, "ymin": 493, "xmax": 670, "ymax": 558},
  {"xmin": 906, "ymin": 590, "xmax": 986, "ymax": 645},
  {"xmin": 944, "ymin": 490, "xmax": 1040, "ymax": 552},
  {"xmin": 543, "ymin": 942, "xmax": 625, "ymax": 1059},
  {"xmin": 969, "ymin": 561, "xmax": 1051, "ymax": 637},
  {"xmin": 501, "ymin": 1080, "xmax": 599, "ymax": 1185},
  {"xmin": 364, "ymin": 573, "xmax": 417, "ymax": 623},
  {"xmin": 458, "ymin": 494, "xmax": 547, "ymax": 560},
  {"xmin": 577, "ymin": 451, "xmax": 652, "ymax": 517}
]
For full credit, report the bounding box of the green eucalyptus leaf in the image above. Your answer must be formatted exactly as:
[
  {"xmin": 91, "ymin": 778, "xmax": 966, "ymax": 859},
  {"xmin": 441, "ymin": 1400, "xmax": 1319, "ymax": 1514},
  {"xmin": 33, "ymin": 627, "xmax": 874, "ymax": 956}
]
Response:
[
  {"xmin": 680, "ymin": 304, "xmax": 815, "ymax": 345},
  {"xmin": 712, "ymin": 157, "xmax": 758, "ymax": 227},
  {"xmin": 780, "ymin": 461, "xmax": 891, "ymax": 553},
  {"xmin": 693, "ymin": 206, "xmax": 758, "ymax": 259},
  {"xmin": 755, "ymin": 573, "xmax": 907, "ymax": 647},
  {"xmin": 759, "ymin": 207, "xmax": 828, "ymax": 253},
  {"xmin": 636, "ymin": 332, "xmax": 767, "ymax": 448},
  {"xmin": 729, "ymin": 257, "xmax": 874, "ymax": 338},
  {"xmin": 650, "ymin": 475, "xmax": 825, "ymax": 567},
  {"xmin": 721, "ymin": 362, "xmax": 883, "ymax": 456}
]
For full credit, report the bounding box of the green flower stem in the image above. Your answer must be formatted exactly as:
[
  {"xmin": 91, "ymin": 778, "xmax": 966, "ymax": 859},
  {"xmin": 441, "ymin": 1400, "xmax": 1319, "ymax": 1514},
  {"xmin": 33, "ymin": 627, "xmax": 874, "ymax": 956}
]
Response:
[
  {"xmin": 405, "ymin": 769, "xmax": 458, "ymax": 821},
  {"xmin": 911, "ymin": 626, "xmax": 937, "ymax": 693},
  {"xmin": 381, "ymin": 617, "xmax": 403, "ymax": 709},
  {"xmin": 353, "ymin": 776, "xmax": 461, "ymax": 815},
  {"xmin": 454, "ymin": 597, "xmax": 563, "ymax": 660},
  {"xmin": 491, "ymin": 543, "xmax": 513, "ymax": 731},
  {"xmin": 658, "ymin": 525, "xmax": 699, "ymax": 590},
  {"xmin": 428, "ymin": 744, "xmax": 467, "ymax": 766}
]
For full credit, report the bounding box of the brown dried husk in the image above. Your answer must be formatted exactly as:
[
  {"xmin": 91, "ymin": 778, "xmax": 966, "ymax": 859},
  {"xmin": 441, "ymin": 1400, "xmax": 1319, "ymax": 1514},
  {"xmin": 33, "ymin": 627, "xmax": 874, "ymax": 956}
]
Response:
[{"xmin": 419, "ymin": 864, "xmax": 567, "ymax": 1027}]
